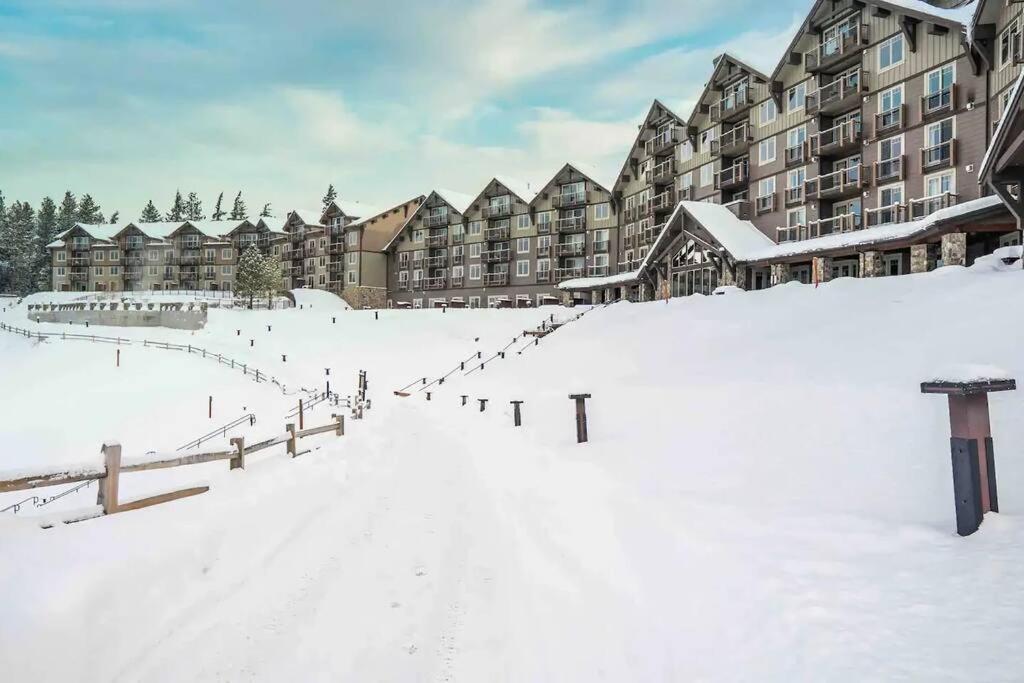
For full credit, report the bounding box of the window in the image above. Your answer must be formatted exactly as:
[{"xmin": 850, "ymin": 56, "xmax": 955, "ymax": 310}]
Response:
[
  {"xmin": 148, "ymin": 250, "xmax": 158, "ymax": 261},
  {"xmin": 594, "ymin": 253, "xmax": 609, "ymax": 268},
  {"xmin": 594, "ymin": 203, "xmax": 610, "ymax": 220},
  {"xmin": 679, "ymin": 140, "xmax": 694, "ymax": 161},
  {"xmin": 413, "ymin": 299, "xmax": 423, "ymax": 309},
  {"xmin": 1001, "ymin": 88, "xmax": 1014, "ymax": 120},
  {"xmin": 452, "ymin": 265, "xmax": 464, "ymax": 278},
  {"xmin": 925, "ymin": 170, "xmax": 955, "ymax": 198},
  {"xmin": 399, "ymin": 251, "xmax": 410, "ymax": 267},
  {"xmin": 347, "ymin": 271, "xmax": 357, "ymax": 284},
  {"xmin": 516, "ymin": 260, "xmax": 530, "ymax": 277},
  {"xmin": 469, "ymin": 264, "xmax": 481, "ymax": 280},
  {"xmin": 347, "ymin": 252, "xmax": 357, "ymax": 266},
  {"xmin": 221, "ymin": 265, "xmax": 232, "ymax": 275},
  {"xmin": 537, "ymin": 258, "xmax": 550, "ymax": 273},
  {"xmin": 56, "ymin": 267, "xmax": 66, "ymax": 276},
  {"xmin": 536, "ymin": 211, "xmax": 551, "ymax": 227},
  {"xmin": 758, "ymin": 137, "xmax": 776, "ymax": 164},
  {"xmin": 923, "ymin": 119, "xmax": 955, "ymax": 168},
  {"xmin": 926, "ymin": 64, "xmax": 954, "ymax": 97},
  {"xmin": 469, "ymin": 243, "xmax": 482, "ymax": 258},
  {"xmin": 787, "ymin": 82, "xmax": 806, "ymax": 113},
  {"xmin": 469, "ymin": 296, "xmax": 481, "ymax": 308},
  {"xmin": 878, "ymin": 34, "xmax": 904, "ymax": 71},
  {"xmin": 758, "ymin": 99, "xmax": 777, "ymax": 126},
  {"xmin": 56, "ymin": 252, "xmax": 66, "ymax": 262},
  {"xmin": 879, "ymin": 85, "xmax": 902, "ymax": 114},
  {"xmin": 469, "ymin": 221, "xmax": 482, "ymax": 235},
  {"xmin": 1000, "ymin": 20, "xmax": 1020, "ymax": 68},
  {"xmin": 517, "ymin": 238, "xmax": 530, "ymax": 254},
  {"xmin": 516, "ymin": 214, "xmax": 531, "ymax": 230},
  {"xmin": 787, "ymin": 125, "xmax": 807, "ymax": 150},
  {"xmin": 347, "ymin": 231, "xmax": 358, "ymax": 247},
  {"xmin": 758, "ymin": 177, "xmax": 775, "ymax": 197},
  {"xmin": 878, "ymin": 135, "xmax": 903, "ymax": 181},
  {"xmin": 879, "ymin": 183, "xmax": 903, "ymax": 208},
  {"xmin": 699, "ymin": 128, "xmax": 717, "ymax": 154},
  {"xmin": 205, "ymin": 248, "xmax": 216, "ymax": 261},
  {"xmin": 95, "ymin": 252, "xmax": 104, "ymax": 262},
  {"xmin": 593, "ymin": 229, "xmax": 609, "ymax": 246},
  {"xmin": 94, "ymin": 266, "xmax": 104, "ymax": 276},
  {"xmin": 787, "ymin": 167, "xmax": 805, "ymax": 189},
  {"xmin": 399, "ymin": 271, "xmax": 409, "ymax": 285},
  {"xmin": 109, "ymin": 266, "xmax": 119, "ymax": 276},
  {"xmin": 700, "ymin": 164, "xmax": 713, "ymax": 187},
  {"xmin": 787, "ymin": 207, "xmax": 806, "ymax": 227},
  {"xmin": 148, "ymin": 266, "xmax": 158, "ymax": 276},
  {"xmin": 412, "ymin": 229, "xmax": 424, "ymax": 242}
]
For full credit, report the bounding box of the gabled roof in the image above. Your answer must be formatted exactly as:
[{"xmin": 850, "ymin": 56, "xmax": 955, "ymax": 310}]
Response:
[
  {"xmin": 685, "ymin": 53, "xmax": 770, "ymax": 130},
  {"xmin": 383, "ymin": 190, "xmax": 472, "ymax": 251},
  {"xmin": 289, "ymin": 208, "xmax": 325, "ymax": 226},
  {"xmin": 464, "ymin": 177, "xmax": 539, "ymax": 214},
  {"xmin": 980, "ymin": 69, "xmax": 1024, "ymax": 183},
  {"xmin": 254, "ymin": 215, "xmax": 286, "ymax": 232},
  {"xmin": 531, "ymin": 162, "xmax": 613, "ymax": 207},
  {"xmin": 183, "ymin": 219, "xmax": 250, "ymax": 238},
  {"xmin": 351, "ymin": 196, "xmax": 425, "ymax": 252},
  {"xmin": 768, "ymin": 0, "xmax": 974, "ymax": 84},
  {"xmin": 612, "ymin": 99, "xmax": 686, "ymax": 195},
  {"xmin": 326, "ymin": 199, "xmax": 383, "ymax": 222}
]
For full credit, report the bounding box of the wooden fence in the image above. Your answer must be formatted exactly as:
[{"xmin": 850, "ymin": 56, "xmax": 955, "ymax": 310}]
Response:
[{"xmin": 0, "ymin": 414, "xmax": 345, "ymax": 526}]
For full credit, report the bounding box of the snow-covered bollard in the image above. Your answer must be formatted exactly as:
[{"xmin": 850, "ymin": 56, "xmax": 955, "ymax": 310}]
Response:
[
  {"xmin": 921, "ymin": 372, "xmax": 1017, "ymax": 536},
  {"xmin": 511, "ymin": 401, "xmax": 524, "ymax": 427},
  {"xmin": 478, "ymin": 398, "xmax": 488, "ymax": 412}
]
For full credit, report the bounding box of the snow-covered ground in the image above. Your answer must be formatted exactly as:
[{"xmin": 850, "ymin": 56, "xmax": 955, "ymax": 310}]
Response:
[{"xmin": 4, "ymin": 260, "xmax": 1024, "ymax": 680}]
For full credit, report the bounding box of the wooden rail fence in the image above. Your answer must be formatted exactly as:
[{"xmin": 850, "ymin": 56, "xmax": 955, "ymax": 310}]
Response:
[{"xmin": 0, "ymin": 414, "xmax": 346, "ymax": 526}]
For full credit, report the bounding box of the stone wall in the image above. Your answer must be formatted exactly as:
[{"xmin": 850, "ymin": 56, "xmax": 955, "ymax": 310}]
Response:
[
  {"xmin": 910, "ymin": 244, "xmax": 930, "ymax": 273},
  {"xmin": 941, "ymin": 232, "xmax": 967, "ymax": 266},
  {"xmin": 860, "ymin": 251, "xmax": 884, "ymax": 277},
  {"xmin": 26, "ymin": 301, "xmax": 207, "ymax": 330},
  {"xmin": 341, "ymin": 286, "xmax": 388, "ymax": 310}
]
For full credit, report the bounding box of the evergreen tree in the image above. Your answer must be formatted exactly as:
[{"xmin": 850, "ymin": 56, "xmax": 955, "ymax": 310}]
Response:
[
  {"xmin": 230, "ymin": 191, "xmax": 247, "ymax": 220},
  {"xmin": 140, "ymin": 200, "xmax": 161, "ymax": 223},
  {"xmin": 259, "ymin": 202, "xmax": 272, "ymax": 217},
  {"xmin": 166, "ymin": 190, "xmax": 185, "ymax": 222},
  {"xmin": 185, "ymin": 192, "xmax": 204, "ymax": 221},
  {"xmin": 212, "ymin": 192, "xmax": 226, "ymax": 220},
  {"xmin": 5, "ymin": 201, "xmax": 37, "ymax": 295},
  {"xmin": 261, "ymin": 253, "xmax": 283, "ymax": 308},
  {"xmin": 56, "ymin": 191, "xmax": 77, "ymax": 231},
  {"xmin": 235, "ymin": 244, "xmax": 264, "ymax": 309},
  {"xmin": 76, "ymin": 194, "xmax": 104, "ymax": 224},
  {"xmin": 322, "ymin": 184, "xmax": 337, "ymax": 211},
  {"xmin": 109, "ymin": 210, "xmax": 120, "ymax": 224},
  {"xmin": 34, "ymin": 196, "xmax": 58, "ymax": 291},
  {"xmin": 0, "ymin": 191, "xmax": 10, "ymax": 292}
]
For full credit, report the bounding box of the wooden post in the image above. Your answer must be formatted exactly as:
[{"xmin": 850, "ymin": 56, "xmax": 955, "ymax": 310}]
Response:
[
  {"xmin": 298, "ymin": 399, "xmax": 304, "ymax": 429},
  {"xmin": 282, "ymin": 354, "xmax": 287, "ymax": 362},
  {"xmin": 209, "ymin": 395, "xmax": 213, "ymax": 419},
  {"xmin": 286, "ymin": 423, "xmax": 297, "ymax": 457},
  {"xmin": 569, "ymin": 394, "xmax": 592, "ymax": 443},
  {"xmin": 230, "ymin": 436, "xmax": 246, "ymax": 470},
  {"xmin": 116, "ymin": 348, "xmax": 120, "ymax": 367},
  {"xmin": 426, "ymin": 391, "xmax": 432, "ymax": 401},
  {"xmin": 461, "ymin": 395, "xmax": 468, "ymax": 406},
  {"xmin": 478, "ymin": 398, "xmax": 488, "ymax": 412},
  {"xmin": 250, "ymin": 339, "xmax": 254, "ymax": 347},
  {"xmin": 511, "ymin": 400, "xmax": 523, "ymax": 427},
  {"xmin": 332, "ymin": 413, "xmax": 345, "ymax": 436},
  {"xmin": 375, "ymin": 311, "xmax": 379, "ymax": 320},
  {"xmin": 98, "ymin": 442, "xmax": 121, "ymax": 514}
]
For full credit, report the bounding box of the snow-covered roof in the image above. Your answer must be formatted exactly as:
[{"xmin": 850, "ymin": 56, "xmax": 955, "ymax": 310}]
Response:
[
  {"xmin": 743, "ymin": 194, "xmax": 1005, "ymax": 262},
  {"xmin": 180, "ymin": 220, "xmax": 247, "ymax": 238},
  {"xmin": 334, "ymin": 199, "xmax": 382, "ymax": 221},
  {"xmin": 59, "ymin": 223, "xmax": 123, "ymax": 243},
  {"xmin": 290, "ymin": 208, "xmax": 325, "ymax": 226},
  {"xmin": 680, "ymin": 201, "xmax": 776, "ymax": 260},
  {"xmin": 494, "ymin": 175, "xmax": 539, "ymax": 204},
  {"xmin": 558, "ymin": 269, "xmax": 642, "ymax": 291},
  {"xmin": 882, "ymin": 0, "xmax": 976, "ymax": 26},
  {"xmin": 566, "ymin": 160, "xmax": 613, "ymax": 194},
  {"xmin": 434, "ymin": 189, "xmax": 475, "ymax": 215},
  {"xmin": 980, "ymin": 69, "xmax": 1024, "ymax": 183}
]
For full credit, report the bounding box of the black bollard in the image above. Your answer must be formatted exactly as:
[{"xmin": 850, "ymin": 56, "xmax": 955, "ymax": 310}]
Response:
[
  {"xmin": 461, "ymin": 395, "xmax": 468, "ymax": 406},
  {"xmin": 478, "ymin": 398, "xmax": 488, "ymax": 412},
  {"xmin": 511, "ymin": 400, "xmax": 523, "ymax": 427},
  {"xmin": 426, "ymin": 392, "xmax": 432, "ymax": 401},
  {"xmin": 569, "ymin": 394, "xmax": 591, "ymax": 443},
  {"xmin": 282, "ymin": 354, "xmax": 287, "ymax": 362}
]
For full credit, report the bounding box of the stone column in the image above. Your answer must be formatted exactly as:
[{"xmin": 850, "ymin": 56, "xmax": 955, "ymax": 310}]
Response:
[
  {"xmin": 860, "ymin": 250, "xmax": 884, "ymax": 278},
  {"xmin": 911, "ymin": 244, "xmax": 930, "ymax": 273},
  {"xmin": 720, "ymin": 266, "xmax": 736, "ymax": 287},
  {"xmin": 732, "ymin": 266, "xmax": 747, "ymax": 290},
  {"xmin": 941, "ymin": 232, "xmax": 967, "ymax": 267},
  {"xmin": 812, "ymin": 256, "xmax": 833, "ymax": 283},
  {"xmin": 770, "ymin": 263, "xmax": 791, "ymax": 286}
]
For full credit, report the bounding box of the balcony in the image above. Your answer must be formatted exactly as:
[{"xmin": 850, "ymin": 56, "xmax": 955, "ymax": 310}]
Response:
[
  {"xmin": 640, "ymin": 223, "xmax": 665, "ymax": 244},
  {"xmin": 643, "ymin": 126, "xmax": 681, "ymax": 157},
  {"xmin": 648, "ymin": 158, "xmax": 675, "ymax": 184},
  {"xmin": 425, "ymin": 255, "xmax": 448, "ymax": 268},
  {"xmin": 807, "ymin": 69, "xmax": 866, "ymax": 116},
  {"xmin": 817, "ymin": 165, "xmax": 867, "ymax": 200},
  {"xmin": 921, "ymin": 139, "xmax": 956, "ymax": 172},
  {"xmin": 755, "ymin": 193, "xmax": 776, "ymax": 215},
  {"xmin": 287, "ymin": 265, "xmax": 303, "ymax": 276},
  {"xmin": 555, "ymin": 242, "xmax": 586, "ymax": 257},
  {"xmin": 483, "ymin": 271, "xmax": 508, "ymax": 286},
  {"xmin": 536, "ymin": 221, "xmax": 552, "ymax": 235},
  {"xmin": 536, "ymin": 270, "xmax": 552, "ymax": 283},
  {"xmin": 555, "ymin": 267, "xmax": 585, "ymax": 281},
  {"xmin": 535, "ymin": 244, "xmax": 551, "ymax": 258},
  {"xmin": 327, "ymin": 241, "xmax": 345, "ymax": 255},
  {"xmin": 426, "ymin": 232, "xmax": 448, "ymax": 247},
  {"xmin": 864, "ymin": 203, "xmax": 908, "ymax": 227},
  {"xmin": 412, "ymin": 258, "xmax": 423, "ymax": 270},
  {"xmin": 678, "ymin": 185, "xmax": 693, "ymax": 201},
  {"xmin": 452, "ymin": 231, "xmax": 465, "ymax": 243},
  {"xmin": 588, "ymin": 265, "xmax": 610, "ymax": 277},
  {"xmin": 874, "ymin": 105, "xmax": 905, "ymax": 136},
  {"xmin": 709, "ymin": 84, "xmax": 752, "ymax": 123},
  {"xmin": 651, "ymin": 188, "xmax": 676, "ymax": 213},
  {"xmin": 69, "ymin": 271, "xmax": 89, "ymax": 282},
  {"xmin": 785, "ymin": 185, "xmax": 805, "ymax": 206},
  {"xmin": 451, "ymin": 252, "xmax": 465, "ymax": 265},
  {"xmin": 810, "ymin": 212, "xmax": 861, "ymax": 237},
  {"xmin": 804, "ymin": 22, "xmax": 869, "ymax": 73},
  {"xmin": 451, "ymin": 276, "xmax": 465, "ymax": 288},
  {"xmin": 481, "ymin": 248, "xmax": 511, "ymax": 263},
  {"xmin": 873, "ymin": 155, "xmax": 905, "ymax": 184},
  {"xmin": 285, "ymin": 247, "xmax": 305, "ymax": 261},
  {"xmin": 328, "ymin": 262, "xmax": 344, "ymax": 273},
  {"xmin": 411, "ymin": 278, "xmax": 423, "ymax": 291},
  {"xmin": 69, "ymin": 256, "xmax": 91, "ymax": 267},
  {"xmin": 424, "ymin": 276, "xmax": 447, "ymax": 290},
  {"xmin": 556, "ymin": 215, "xmax": 587, "ymax": 233},
  {"xmin": 482, "ymin": 203, "xmax": 512, "ymax": 219},
  {"xmin": 909, "ymin": 192, "xmax": 958, "ymax": 220},
  {"xmin": 715, "ymin": 161, "xmax": 748, "ymax": 191},
  {"xmin": 593, "ymin": 240, "xmax": 610, "ymax": 253},
  {"xmin": 811, "ymin": 119, "xmax": 862, "ymax": 157},
  {"xmin": 711, "ymin": 123, "xmax": 753, "ymax": 158},
  {"xmin": 484, "ymin": 225, "xmax": 510, "ymax": 241},
  {"xmin": 423, "ymin": 213, "xmax": 449, "ymax": 228},
  {"xmin": 921, "ymin": 84, "xmax": 956, "ymax": 122},
  {"xmin": 777, "ymin": 224, "xmax": 809, "ymax": 243},
  {"xmin": 304, "ymin": 263, "xmax": 317, "ymax": 275},
  {"xmin": 552, "ymin": 191, "xmax": 588, "ymax": 208},
  {"xmin": 784, "ymin": 142, "xmax": 806, "ymax": 167}
]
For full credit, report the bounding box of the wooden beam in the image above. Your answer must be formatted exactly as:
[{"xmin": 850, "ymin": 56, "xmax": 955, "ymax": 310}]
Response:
[
  {"xmin": 928, "ymin": 23, "xmax": 949, "ymax": 37},
  {"xmin": 0, "ymin": 468, "xmax": 103, "ymax": 494},
  {"xmin": 901, "ymin": 16, "xmax": 919, "ymax": 53},
  {"xmin": 116, "ymin": 486, "xmax": 209, "ymax": 513},
  {"xmin": 995, "ymin": 126, "xmax": 1024, "ymax": 175},
  {"xmin": 872, "ymin": 7, "xmax": 891, "ymax": 17}
]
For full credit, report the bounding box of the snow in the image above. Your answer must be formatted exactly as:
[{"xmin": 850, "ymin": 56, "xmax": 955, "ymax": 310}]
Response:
[
  {"xmin": 558, "ymin": 269, "xmax": 641, "ymax": 290},
  {"xmin": 883, "ymin": 0, "xmax": 977, "ymax": 28},
  {"xmin": 926, "ymin": 363, "xmax": 1014, "ymax": 383},
  {"xmin": 6, "ymin": 260, "xmax": 1024, "ymax": 679},
  {"xmin": 494, "ymin": 174, "xmax": 540, "ymax": 204},
  {"xmin": 334, "ymin": 198, "xmax": 382, "ymax": 221},
  {"xmin": 289, "ymin": 207, "xmax": 325, "ymax": 226},
  {"xmin": 433, "ymin": 188, "xmax": 476, "ymax": 215},
  {"xmin": 679, "ymin": 200, "xmax": 776, "ymax": 258},
  {"xmin": 289, "ymin": 288, "xmax": 350, "ymax": 311}
]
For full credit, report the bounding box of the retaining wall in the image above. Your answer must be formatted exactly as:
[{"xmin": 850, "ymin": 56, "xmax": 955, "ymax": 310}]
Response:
[{"xmin": 26, "ymin": 302, "xmax": 207, "ymax": 331}]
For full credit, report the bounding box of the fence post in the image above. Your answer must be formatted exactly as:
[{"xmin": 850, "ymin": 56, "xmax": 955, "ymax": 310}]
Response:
[
  {"xmin": 286, "ymin": 423, "xmax": 297, "ymax": 457},
  {"xmin": 298, "ymin": 399, "xmax": 304, "ymax": 429},
  {"xmin": 426, "ymin": 391, "xmax": 432, "ymax": 401},
  {"xmin": 230, "ymin": 436, "xmax": 246, "ymax": 470},
  {"xmin": 478, "ymin": 398, "xmax": 488, "ymax": 412},
  {"xmin": 332, "ymin": 413, "xmax": 345, "ymax": 436},
  {"xmin": 461, "ymin": 395, "xmax": 468, "ymax": 406},
  {"xmin": 209, "ymin": 395, "xmax": 213, "ymax": 419},
  {"xmin": 98, "ymin": 442, "xmax": 121, "ymax": 514},
  {"xmin": 116, "ymin": 348, "xmax": 120, "ymax": 368},
  {"xmin": 511, "ymin": 400, "xmax": 524, "ymax": 427},
  {"xmin": 569, "ymin": 394, "xmax": 591, "ymax": 443}
]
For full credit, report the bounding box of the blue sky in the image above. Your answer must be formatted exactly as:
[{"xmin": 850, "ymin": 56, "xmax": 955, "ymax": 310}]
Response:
[{"xmin": 0, "ymin": 0, "xmax": 809, "ymax": 220}]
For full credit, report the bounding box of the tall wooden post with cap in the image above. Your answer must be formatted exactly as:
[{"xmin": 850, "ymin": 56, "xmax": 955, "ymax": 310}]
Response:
[{"xmin": 569, "ymin": 394, "xmax": 591, "ymax": 443}]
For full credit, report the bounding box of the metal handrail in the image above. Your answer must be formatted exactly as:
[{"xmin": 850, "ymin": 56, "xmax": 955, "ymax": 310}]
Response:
[{"xmin": 177, "ymin": 413, "xmax": 256, "ymax": 451}]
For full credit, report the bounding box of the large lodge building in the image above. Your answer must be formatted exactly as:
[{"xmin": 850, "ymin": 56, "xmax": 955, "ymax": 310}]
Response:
[{"xmin": 48, "ymin": 0, "xmax": 1024, "ymax": 308}]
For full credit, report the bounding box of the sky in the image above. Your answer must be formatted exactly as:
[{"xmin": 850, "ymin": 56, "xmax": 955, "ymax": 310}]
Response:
[{"xmin": 0, "ymin": 0, "xmax": 810, "ymax": 221}]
